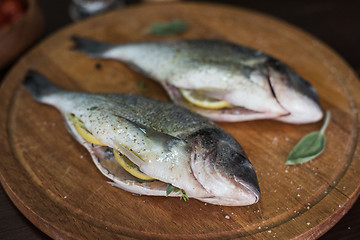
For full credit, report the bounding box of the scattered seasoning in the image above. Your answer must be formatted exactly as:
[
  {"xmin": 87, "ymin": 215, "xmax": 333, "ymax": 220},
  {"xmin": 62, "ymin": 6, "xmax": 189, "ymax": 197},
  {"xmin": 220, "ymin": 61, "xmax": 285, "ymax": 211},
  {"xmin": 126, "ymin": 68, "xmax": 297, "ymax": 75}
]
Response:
[
  {"xmin": 145, "ymin": 19, "xmax": 188, "ymax": 35},
  {"xmin": 286, "ymin": 110, "xmax": 330, "ymax": 165}
]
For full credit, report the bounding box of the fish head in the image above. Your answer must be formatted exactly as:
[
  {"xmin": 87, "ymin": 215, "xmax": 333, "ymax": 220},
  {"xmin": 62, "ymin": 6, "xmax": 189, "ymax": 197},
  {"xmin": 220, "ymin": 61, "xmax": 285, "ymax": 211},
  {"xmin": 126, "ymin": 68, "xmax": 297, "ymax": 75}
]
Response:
[
  {"xmin": 267, "ymin": 58, "xmax": 323, "ymax": 123},
  {"xmin": 189, "ymin": 128, "xmax": 260, "ymax": 206}
]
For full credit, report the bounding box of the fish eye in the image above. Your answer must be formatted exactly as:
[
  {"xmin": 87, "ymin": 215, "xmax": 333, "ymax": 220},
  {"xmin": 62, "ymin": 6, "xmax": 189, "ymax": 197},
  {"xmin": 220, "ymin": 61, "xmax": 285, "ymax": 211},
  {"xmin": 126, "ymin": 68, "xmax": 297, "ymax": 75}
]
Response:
[{"xmin": 232, "ymin": 152, "xmax": 247, "ymax": 165}]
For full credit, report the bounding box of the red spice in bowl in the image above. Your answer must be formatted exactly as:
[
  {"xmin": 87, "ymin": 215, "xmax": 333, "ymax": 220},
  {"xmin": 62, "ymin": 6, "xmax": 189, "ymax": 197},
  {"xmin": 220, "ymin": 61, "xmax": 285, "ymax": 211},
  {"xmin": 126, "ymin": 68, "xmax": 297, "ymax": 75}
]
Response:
[
  {"xmin": 0, "ymin": 0, "xmax": 27, "ymax": 29},
  {"xmin": 0, "ymin": 0, "xmax": 43, "ymax": 68}
]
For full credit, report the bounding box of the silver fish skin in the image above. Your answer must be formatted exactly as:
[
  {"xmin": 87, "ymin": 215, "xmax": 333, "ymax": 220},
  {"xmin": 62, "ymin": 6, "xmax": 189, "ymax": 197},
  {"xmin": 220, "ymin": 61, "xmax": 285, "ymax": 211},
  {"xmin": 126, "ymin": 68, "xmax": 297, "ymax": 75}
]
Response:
[
  {"xmin": 23, "ymin": 70, "xmax": 260, "ymax": 206},
  {"xmin": 71, "ymin": 36, "xmax": 323, "ymax": 124}
]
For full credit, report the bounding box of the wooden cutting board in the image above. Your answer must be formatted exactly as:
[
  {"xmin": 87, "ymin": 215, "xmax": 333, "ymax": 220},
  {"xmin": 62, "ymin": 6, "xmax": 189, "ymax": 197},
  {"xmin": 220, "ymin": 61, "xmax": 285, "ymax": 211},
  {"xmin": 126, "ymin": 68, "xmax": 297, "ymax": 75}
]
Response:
[{"xmin": 0, "ymin": 2, "xmax": 359, "ymax": 239}]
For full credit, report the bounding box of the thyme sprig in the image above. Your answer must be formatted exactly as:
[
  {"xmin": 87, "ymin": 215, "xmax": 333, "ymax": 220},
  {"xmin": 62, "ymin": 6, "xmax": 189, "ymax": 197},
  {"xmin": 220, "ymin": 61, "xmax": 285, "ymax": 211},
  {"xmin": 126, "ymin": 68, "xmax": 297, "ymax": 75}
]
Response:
[{"xmin": 166, "ymin": 184, "xmax": 189, "ymax": 202}]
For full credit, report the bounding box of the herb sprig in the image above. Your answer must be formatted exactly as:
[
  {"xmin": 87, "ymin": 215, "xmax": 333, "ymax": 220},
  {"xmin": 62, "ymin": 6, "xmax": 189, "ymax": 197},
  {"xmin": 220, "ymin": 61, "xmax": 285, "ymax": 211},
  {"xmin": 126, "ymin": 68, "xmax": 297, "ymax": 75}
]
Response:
[
  {"xmin": 145, "ymin": 19, "xmax": 188, "ymax": 35},
  {"xmin": 286, "ymin": 110, "xmax": 330, "ymax": 165},
  {"xmin": 166, "ymin": 184, "xmax": 189, "ymax": 202}
]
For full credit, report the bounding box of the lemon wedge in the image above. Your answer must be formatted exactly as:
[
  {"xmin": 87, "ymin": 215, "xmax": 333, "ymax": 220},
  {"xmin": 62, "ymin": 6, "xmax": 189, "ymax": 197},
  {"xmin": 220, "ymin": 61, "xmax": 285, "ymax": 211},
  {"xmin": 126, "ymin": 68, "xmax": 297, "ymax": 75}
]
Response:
[
  {"xmin": 180, "ymin": 89, "xmax": 232, "ymax": 109},
  {"xmin": 113, "ymin": 150, "xmax": 155, "ymax": 181}
]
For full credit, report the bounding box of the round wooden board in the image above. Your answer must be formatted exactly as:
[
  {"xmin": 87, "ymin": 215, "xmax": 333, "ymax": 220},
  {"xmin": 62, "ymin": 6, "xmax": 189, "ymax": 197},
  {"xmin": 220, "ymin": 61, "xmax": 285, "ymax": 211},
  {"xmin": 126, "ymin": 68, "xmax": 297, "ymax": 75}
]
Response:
[{"xmin": 0, "ymin": 2, "xmax": 359, "ymax": 240}]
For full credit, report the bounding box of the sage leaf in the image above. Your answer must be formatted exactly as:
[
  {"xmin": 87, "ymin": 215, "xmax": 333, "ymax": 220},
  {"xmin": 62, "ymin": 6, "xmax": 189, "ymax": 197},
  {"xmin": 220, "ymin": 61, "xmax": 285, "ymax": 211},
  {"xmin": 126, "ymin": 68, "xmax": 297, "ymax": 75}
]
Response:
[
  {"xmin": 146, "ymin": 19, "xmax": 188, "ymax": 35},
  {"xmin": 286, "ymin": 111, "xmax": 330, "ymax": 165},
  {"xmin": 166, "ymin": 184, "xmax": 175, "ymax": 196}
]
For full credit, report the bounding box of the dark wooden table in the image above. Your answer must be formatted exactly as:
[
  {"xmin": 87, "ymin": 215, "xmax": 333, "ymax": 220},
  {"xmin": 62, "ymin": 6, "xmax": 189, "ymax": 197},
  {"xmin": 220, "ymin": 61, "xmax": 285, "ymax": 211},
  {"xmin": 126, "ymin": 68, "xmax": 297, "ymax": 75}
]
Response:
[{"xmin": 1, "ymin": 0, "xmax": 359, "ymax": 239}]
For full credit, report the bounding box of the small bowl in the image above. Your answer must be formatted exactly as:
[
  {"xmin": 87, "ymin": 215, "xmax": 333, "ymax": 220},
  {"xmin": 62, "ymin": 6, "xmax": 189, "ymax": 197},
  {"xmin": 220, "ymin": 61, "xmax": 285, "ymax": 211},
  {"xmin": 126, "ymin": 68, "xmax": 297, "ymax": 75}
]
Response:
[{"xmin": 0, "ymin": 0, "xmax": 44, "ymax": 68}]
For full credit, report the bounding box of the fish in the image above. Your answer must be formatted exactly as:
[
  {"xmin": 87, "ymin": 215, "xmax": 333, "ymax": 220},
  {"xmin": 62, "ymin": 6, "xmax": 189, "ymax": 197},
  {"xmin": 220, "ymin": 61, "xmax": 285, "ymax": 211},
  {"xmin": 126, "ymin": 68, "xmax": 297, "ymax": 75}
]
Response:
[
  {"xmin": 23, "ymin": 70, "xmax": 260, "ymax": 206},
  {"xmin": 71, "ymin": 36, "xmax": 323, "ymax": 124}
]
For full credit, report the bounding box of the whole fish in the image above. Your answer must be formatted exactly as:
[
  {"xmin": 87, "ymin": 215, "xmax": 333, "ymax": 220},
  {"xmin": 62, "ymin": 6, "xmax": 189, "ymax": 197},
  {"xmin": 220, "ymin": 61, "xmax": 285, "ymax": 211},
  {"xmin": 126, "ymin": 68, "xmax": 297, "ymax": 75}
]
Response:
[
  {"xmin": 23, "ymin": 70, "xmax": 260, "ymax": 206},
  {"xmin": 71, "ymin": 36, "xmax": 323, "ymax": 124}
]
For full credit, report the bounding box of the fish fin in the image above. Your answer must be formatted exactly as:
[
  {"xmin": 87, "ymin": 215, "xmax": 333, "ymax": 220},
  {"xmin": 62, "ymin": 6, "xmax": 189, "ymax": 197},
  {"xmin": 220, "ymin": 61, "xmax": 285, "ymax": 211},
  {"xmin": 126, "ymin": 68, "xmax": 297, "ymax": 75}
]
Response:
[
  {"xmin": 23, "ymin": 70, "xmax": 62, "ymax": 101},
  {"xmin": 71, "ymin": 36, "xmax": 115, "ymax": 57},
  {"xmin": 113, "ymin": 114, "xmax": 183, "ymax": 147}
]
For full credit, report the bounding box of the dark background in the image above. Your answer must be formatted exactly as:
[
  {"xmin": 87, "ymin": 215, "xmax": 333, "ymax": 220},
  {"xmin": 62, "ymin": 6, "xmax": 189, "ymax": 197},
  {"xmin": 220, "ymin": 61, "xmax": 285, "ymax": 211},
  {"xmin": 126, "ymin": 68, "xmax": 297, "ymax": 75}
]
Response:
[{"xmin": 1, "ymin": 0, "xmax": 359, "ymax": 239}]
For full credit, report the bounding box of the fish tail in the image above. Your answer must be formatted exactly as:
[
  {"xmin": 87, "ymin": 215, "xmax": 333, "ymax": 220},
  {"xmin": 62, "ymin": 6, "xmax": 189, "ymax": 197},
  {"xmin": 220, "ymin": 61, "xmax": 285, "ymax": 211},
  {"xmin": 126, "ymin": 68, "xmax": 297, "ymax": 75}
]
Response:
[
  {"xmin": 23, "ymin": 70, "xmax": 62, "ymax": 101},
  {"xmin": 71, "ymin": 36, "xmax": 115, "ymax": 57}
]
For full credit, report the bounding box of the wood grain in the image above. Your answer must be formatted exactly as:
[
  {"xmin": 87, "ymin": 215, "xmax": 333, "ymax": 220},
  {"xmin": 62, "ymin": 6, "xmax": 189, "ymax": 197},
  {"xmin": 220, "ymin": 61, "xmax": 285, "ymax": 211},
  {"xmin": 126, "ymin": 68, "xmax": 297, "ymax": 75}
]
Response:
[{"xmin": 0, "ymin": 2, "xmax": 359, "ymax": 239}]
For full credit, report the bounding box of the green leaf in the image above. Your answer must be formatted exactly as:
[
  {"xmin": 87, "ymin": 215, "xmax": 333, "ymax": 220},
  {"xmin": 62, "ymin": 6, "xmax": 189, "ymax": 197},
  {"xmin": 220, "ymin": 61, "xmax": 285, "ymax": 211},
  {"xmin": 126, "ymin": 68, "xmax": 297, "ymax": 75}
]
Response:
[
  {"xmin": 146, "ymin": 19, "xmax": 188, "ymax": 35},
  {"xmin": 286, "ymin": 111, "xmax": 330, "ymax": 165},
  {"xmin": 180, "ymin": 190, "xmax": 189, "ymax": 202},
  {"xmin": 166, "ymin": 184, "xmax": 189, "ymax": 201},
  {"xmin": 166, "ymin": 184, "xmax": 175, "ymax": 196}
]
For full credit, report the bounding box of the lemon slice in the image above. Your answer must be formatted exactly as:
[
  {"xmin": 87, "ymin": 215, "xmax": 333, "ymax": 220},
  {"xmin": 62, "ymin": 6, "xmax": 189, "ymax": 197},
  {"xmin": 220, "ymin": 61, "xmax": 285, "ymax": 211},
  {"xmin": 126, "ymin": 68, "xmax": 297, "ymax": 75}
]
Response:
[
  {"xmin": 74, "ymin": 123, "xmax": 106, "ymax": 146},
  {"xmin": 67, "ymin": 114, "xmax": 106, "ymax": 146},
  {"xmin": 180, "ymin": 89, "xmax": 232, "ymax": 109},
  {"xmin": 67, "ymin": 114, "xmax": 153, "ymax": 181},
  {"xmin": 113, "ymin": 150, "xmax": 155, "ymax": 181}
]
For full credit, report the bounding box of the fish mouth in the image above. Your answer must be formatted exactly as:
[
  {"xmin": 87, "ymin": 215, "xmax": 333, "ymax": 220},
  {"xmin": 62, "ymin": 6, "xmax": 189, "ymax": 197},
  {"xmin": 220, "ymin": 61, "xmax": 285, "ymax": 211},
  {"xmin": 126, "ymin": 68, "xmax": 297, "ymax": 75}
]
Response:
[
  {"xmin": 267, "ymin": 65, "xmax": 323, "ymax": 123},
  {"xmin": 198, "ymin": 179, "xmax": 260, "ymax": 206}
]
